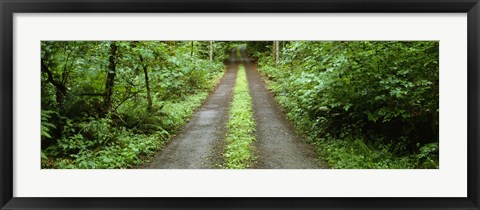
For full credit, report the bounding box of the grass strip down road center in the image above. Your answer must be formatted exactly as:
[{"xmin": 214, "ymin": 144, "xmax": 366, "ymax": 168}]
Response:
[{"xmin": 224, "ymin": 64, "xmax": 256, "ymax": 169}]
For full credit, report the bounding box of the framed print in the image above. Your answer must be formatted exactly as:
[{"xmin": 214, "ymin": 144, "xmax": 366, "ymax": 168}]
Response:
[{"xmin": 1, "ymin": 0, "xmax": 479, "ymax": 209}]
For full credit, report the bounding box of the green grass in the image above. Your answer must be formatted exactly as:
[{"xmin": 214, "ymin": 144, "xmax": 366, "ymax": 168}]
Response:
[
  {"xmin": 223, "ymin": 64, "xmax": 256, "ymax": 169},
  {"xmin": 236, "ymin": 47, "xmax": 242, "ymax": 58}
]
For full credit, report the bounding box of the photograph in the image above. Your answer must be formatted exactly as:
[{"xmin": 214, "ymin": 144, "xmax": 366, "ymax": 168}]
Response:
[
  {"xmin": 40, "ymin": 41, "xmax": 439, "ymax": 169},
  {"xmin": 2, "ymin": 0, "xmax": 477, "ymax": 208}
]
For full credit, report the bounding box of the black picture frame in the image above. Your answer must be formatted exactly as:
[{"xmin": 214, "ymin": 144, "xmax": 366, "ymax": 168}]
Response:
[{"xmin": 1, "ymin": 0, "xmax": 479, "ymax": 209}]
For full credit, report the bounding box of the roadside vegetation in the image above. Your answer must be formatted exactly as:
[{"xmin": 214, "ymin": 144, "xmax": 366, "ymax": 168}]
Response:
[
  {"xmin": 248, "ymin": 41, "xmax": 439, "ymax": 169},
  {"xmin": 223, "ymin": 64, "xmax": 256, "ymax": 169},
  {"xmin": 41, "ymin": 41, "xmax": 229, "ymax": 169}
]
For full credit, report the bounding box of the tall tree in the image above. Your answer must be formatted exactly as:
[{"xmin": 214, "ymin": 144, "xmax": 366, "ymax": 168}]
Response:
[
  {"xmin": 272, "ymin": 41, "xmax": 276, "ymax": 63},
  {"xmin": 209, "ymin": 41, "xmax": 214, "ymax": 71},
  {"xmin": 103, "ymin": 41, "xmax": 118, "ymax": 115},
  {"xmin": 191, "ymin": 41, "xmax": 194, "ymax": 57},
  {"xmin": 41, "ymin": 45, "xmax": 68, "ymax": 141},
  {"xmin": 41, "ymin": 51, "xmax": 67, "ymax": 113},
  {"xmin": 41, "ymin": 42, "xmax": 82, "ymax": 141},
  {"xmin": 209, "ymin": 41, "xmax": 213, "ymax": 63},
  {"xmin": 139, "ymin": 55, "xmax": 152, "ymax": 110},
  {"xmin": 274, "ymin": 41, "xmax": 280, "ymax": 68},
  {"xmin": 131, "ymin": 41, "xmax": 153, "ymax": 111}
]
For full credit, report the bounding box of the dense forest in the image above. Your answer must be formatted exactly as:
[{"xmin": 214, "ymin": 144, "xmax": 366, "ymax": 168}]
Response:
[
  {"xmin": 248, "ymin": 41, "xmax": 439, "ymax": 168},
  {"xmin": 41, "ymin": 41, "xmax": 230, "ymax": 168},
  {"xmin": 41, "ymin": 41, "xmax": 439, "ymax": 169}
]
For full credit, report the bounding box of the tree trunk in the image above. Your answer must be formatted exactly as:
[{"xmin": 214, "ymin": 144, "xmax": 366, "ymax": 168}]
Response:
[
  {"xmin": 144, "ymin": 65, "xmax": 152, "ymax": 110},
  {"xmin": 103, "ymin": 42, "xmax": 118, "ymax": 115},
  {"xmin": 209, "ymin": 41, "xmax": 213, "ymax": 63},
  {"xmin": 132, "ymin": 41, "xmax": 153, "ymax": 111},
  {"xmin": 191, "ymin": 41, "xmax": 194, "ymax": 57},
  {"xmin": 41, "ymin": 61, "xmax": 67, "ymax": 112},
  {"xmin": 41, "ymin": 53, "xmax": 68, "ymax": 141},
  {"xmin": 209, "ymin": 41, "xmax": 213, "ymax": 71},
  {"xmin": 275, "ymin": 41, "xmax": 280, "ymax": 68},
  {"xmin": 139, "ymin": 56, "xmax": 152, "ymax": 110},
  {"xmin": 272, "ymin": 41, "xmax": 276, "ymax": 63}
]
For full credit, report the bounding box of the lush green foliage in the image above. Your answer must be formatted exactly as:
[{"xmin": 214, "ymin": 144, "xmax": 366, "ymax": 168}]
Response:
[
  {"xmin": 223, "ymin": 65, "xmax": 256, "ymax": 169},
  {"xmin": 252, "ymin": 41, "xmax": 439, "ymax": 169},
  {"xmin": 41, "ymin": 41, "xmax": 228, "ymax": 168},
  {"xmin": 41, "ymin": 40, "xmax": 440, "ymax": 169}
]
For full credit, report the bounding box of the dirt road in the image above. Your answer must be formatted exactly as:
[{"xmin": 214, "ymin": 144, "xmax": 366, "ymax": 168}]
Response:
[
  {"xmin": 147, "ymin": 47, "xmax": 326, "ymax": 169},
  {"xmin": 146, "ymin": 49, "xmax": 239, "ymax": 169},
  {"xmin": 241, "ymin": 48, "xmax": 327, "ymax": 169}
]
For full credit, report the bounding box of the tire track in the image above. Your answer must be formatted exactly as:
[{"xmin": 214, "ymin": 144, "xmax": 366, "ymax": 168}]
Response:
[
  {"xmin": 241, "ymin": 47, "xmax": 328, "ymax": 169},
  {"xmin": 146, "ymin": 49, "xmax": 239, "ymax": 169}
]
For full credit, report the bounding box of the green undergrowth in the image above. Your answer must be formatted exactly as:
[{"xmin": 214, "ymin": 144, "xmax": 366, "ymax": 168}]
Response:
[
  {"xmin": 42, "ymin": 70, "xmax": 225, "ymax": 169},
  {"xmin": 260, "ymin": 70, "xmax": 438, "ymax": 168},
  {"xmin": 314, "ymin": 137, "xmax": 438, "ymax": 169},
  {"xmin": 253, "ymin": 41, "xmax": 439, "ymax": 169},
  {"xmin": 258, "ymin": 67, "xmax": 438, "ymax": 169},
  {"xmin": 223, "ymin": 64, "xmax": 256, "ymax": 169}
]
